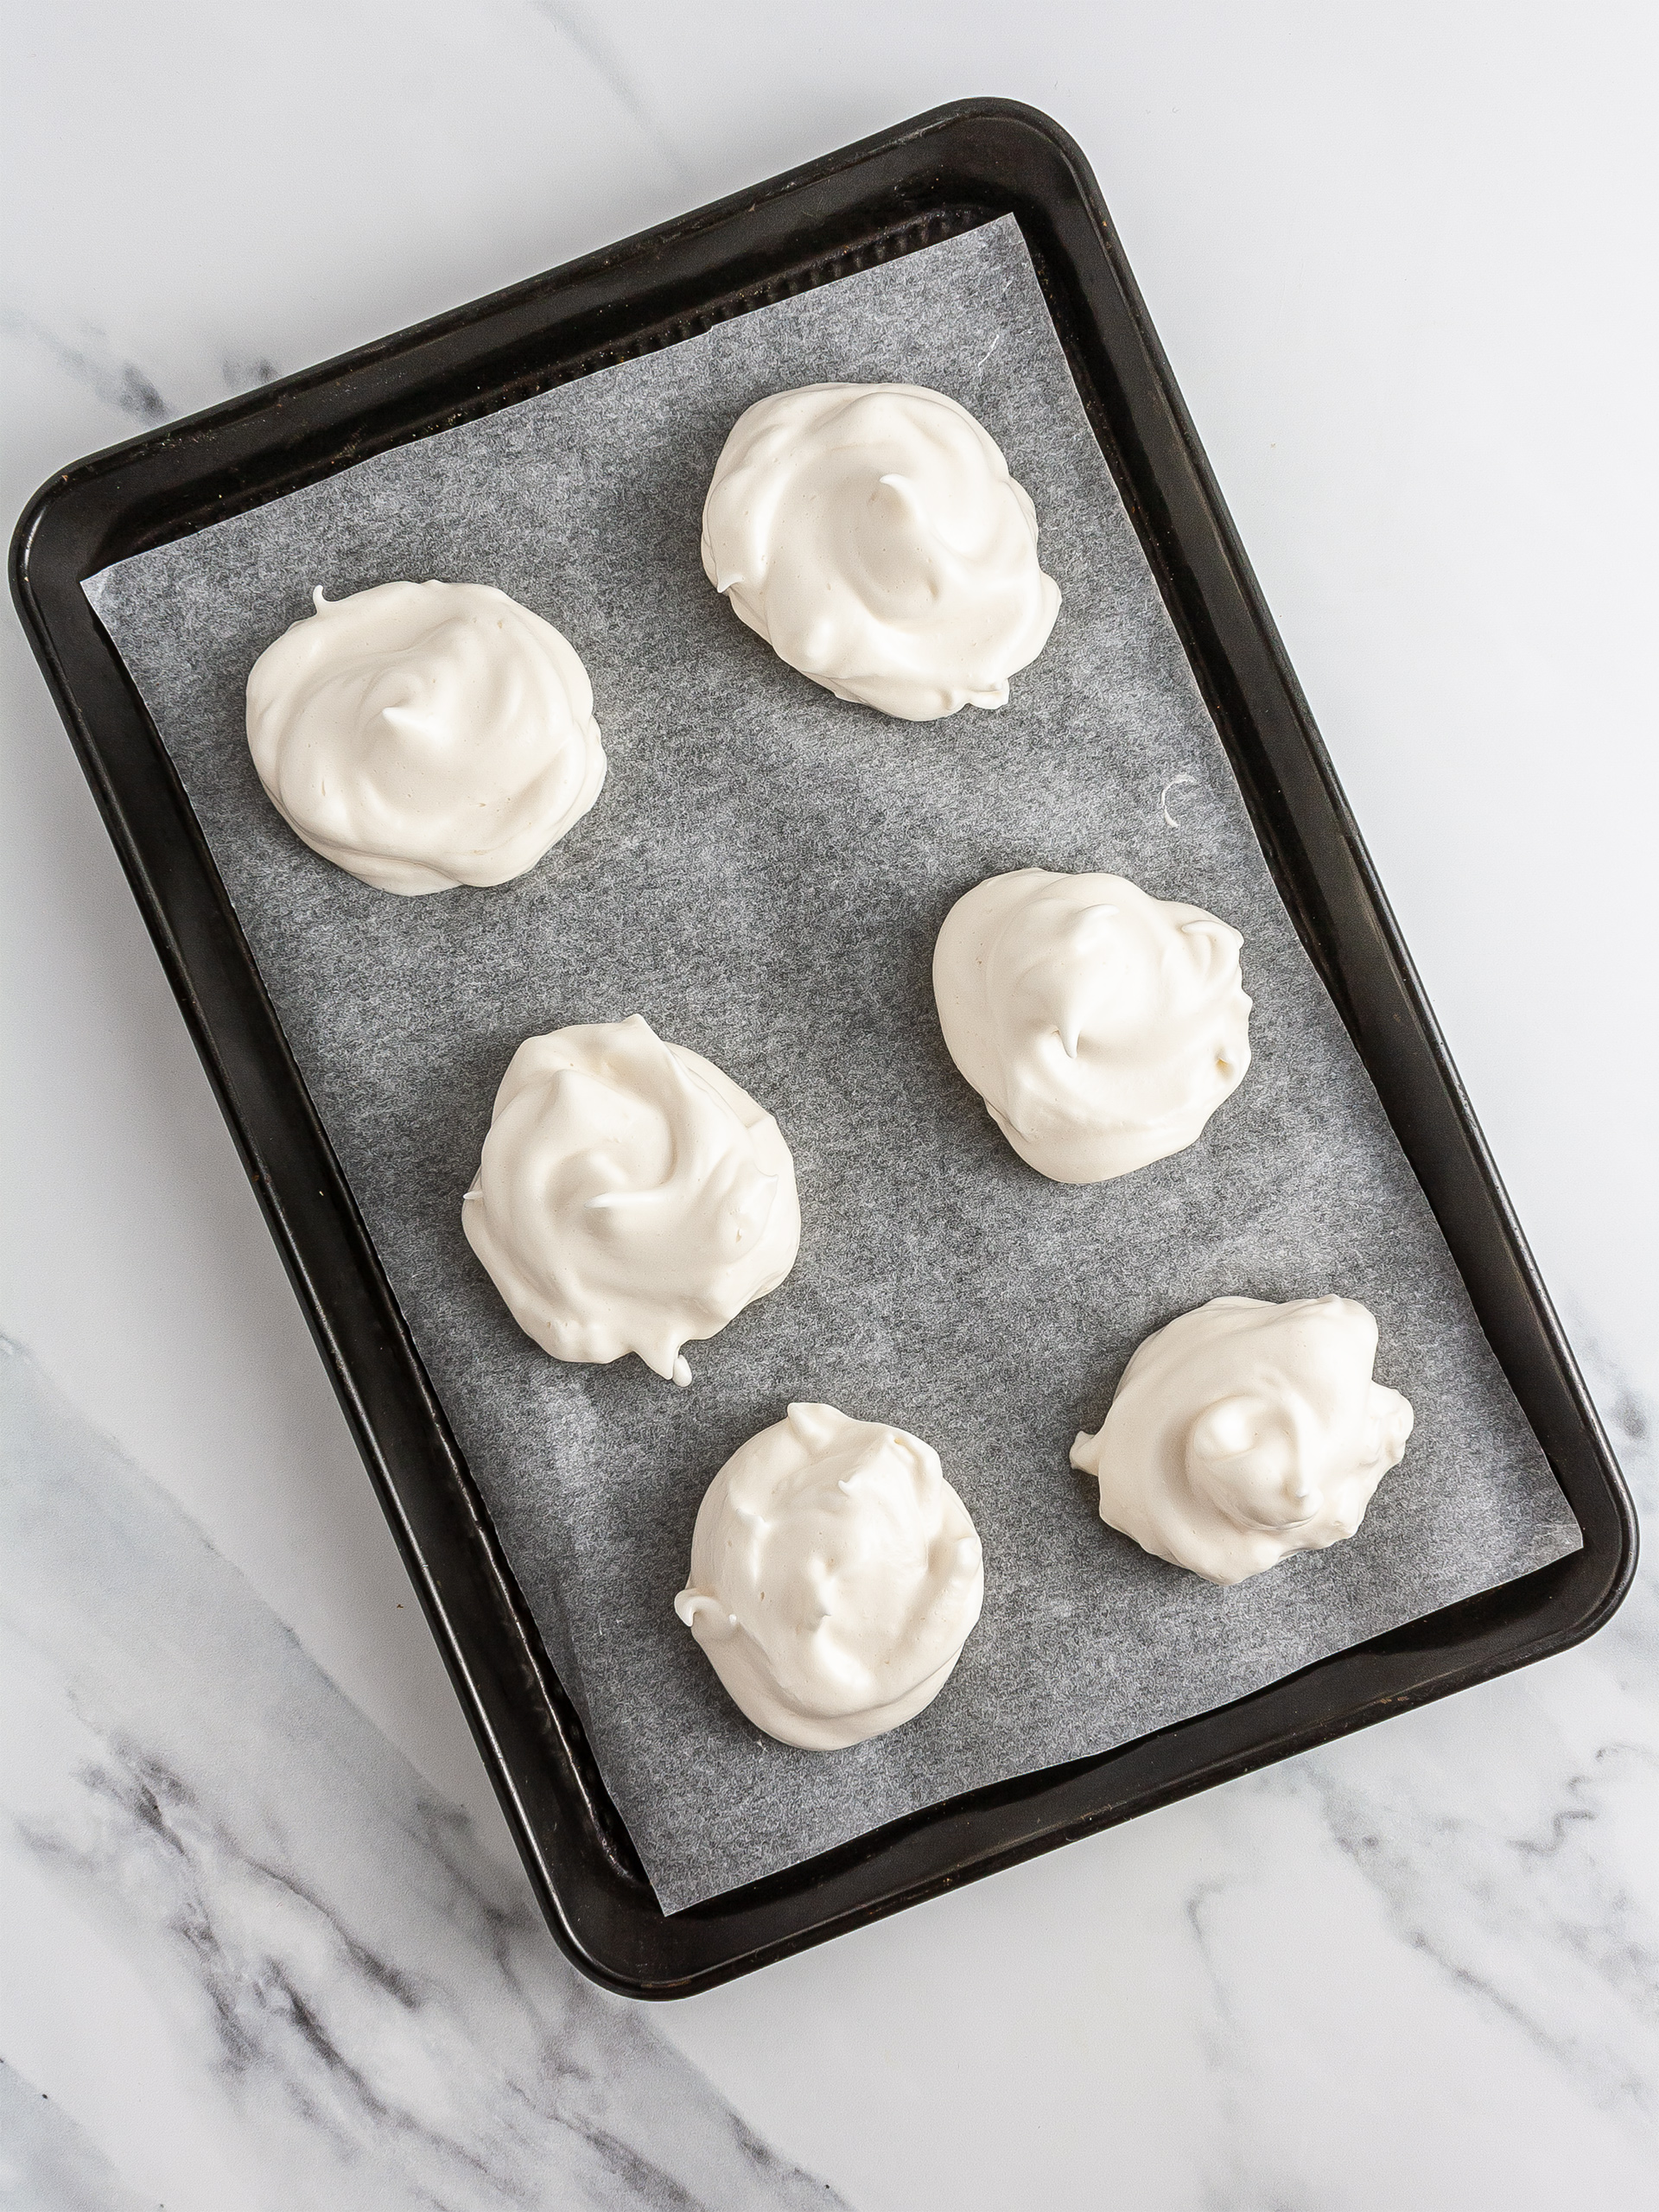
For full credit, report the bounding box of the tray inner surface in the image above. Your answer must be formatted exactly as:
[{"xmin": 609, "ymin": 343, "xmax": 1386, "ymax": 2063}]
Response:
[{"xmin": 83, "ymin": 214, "xmax": 1580, "ymax": 1916}]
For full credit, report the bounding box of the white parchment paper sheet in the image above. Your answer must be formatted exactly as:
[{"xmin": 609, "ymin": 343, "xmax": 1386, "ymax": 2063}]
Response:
[{"xmin": 87, "ymin": 219, "xmax": 1580, "ymax": 1913}]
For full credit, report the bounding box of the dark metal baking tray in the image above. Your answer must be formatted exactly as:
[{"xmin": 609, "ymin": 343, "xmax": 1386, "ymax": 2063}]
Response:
[{"xmin": 11, "ymin": 99, "xmax": 1635, "ymax": 1998}]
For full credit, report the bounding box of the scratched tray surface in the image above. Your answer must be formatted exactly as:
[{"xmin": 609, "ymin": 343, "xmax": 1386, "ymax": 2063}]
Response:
[{"xmin": 85, "ymin": 215, "xmax": 1580, "ymax": 1915}]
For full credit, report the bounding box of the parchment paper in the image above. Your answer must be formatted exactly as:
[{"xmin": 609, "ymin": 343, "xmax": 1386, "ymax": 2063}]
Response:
[{"xmin": 87, "ymin": 218, "xmax": 1580, "ymax": 1913}]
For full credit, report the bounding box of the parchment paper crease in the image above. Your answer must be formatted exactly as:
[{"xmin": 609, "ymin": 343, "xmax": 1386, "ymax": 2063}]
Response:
[{"xmin": 87, "ymin": 218, "xmax": 1580, "ymax": 1913}]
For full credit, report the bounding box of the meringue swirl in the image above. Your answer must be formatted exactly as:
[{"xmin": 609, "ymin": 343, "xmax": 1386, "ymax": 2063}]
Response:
[
  {"xmin": 701, "ymin": 382, "xmax": 1060, "ymax": 721},
  {"xmin": 1071, "ymin": 1296, "xmax": 1415, "ymax": 1586},
  {"xmin": 933, "ymin": 867, "xmax": 1252, "ymax": 1183},
  {"xmin": 462, "ymin": 1015, "xmax": 799, "ymax": 1384},
  {"xmin": 675, "ymin": 1403, "xmax": 984, "ymax": 1749},
  {"xmin": 245, "ymin": 580, "xmax": 606, "ymax": 894}
]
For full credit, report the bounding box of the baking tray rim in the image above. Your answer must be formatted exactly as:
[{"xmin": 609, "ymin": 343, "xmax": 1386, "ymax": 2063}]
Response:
[{"xmin": 10, "ymin": 95, "xmax": 1636, "ymax": 1998}]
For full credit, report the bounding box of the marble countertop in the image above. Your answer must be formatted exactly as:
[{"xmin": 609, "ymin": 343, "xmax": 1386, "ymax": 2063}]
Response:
[{"xmin": 3, "ymin": 5, "xmax": 1654, "ymax": 2206}]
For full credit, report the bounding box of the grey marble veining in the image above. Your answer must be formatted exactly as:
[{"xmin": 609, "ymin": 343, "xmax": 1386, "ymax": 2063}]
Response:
[
  {"xmin": 0, "ymin": 1337, "xmax": 849, "ymax": 2212},
  {"xmin": 5, "ymin": 8, "xmax": 1656, "ymax": 2203},
  {"xmin": 1294, "ymin": 1711, "xmax": 1659, "ymax": 2116},
  {"xmin": 0, "ymin": 2059, "xmax": 159, "ymax": 2212},
  {"xmin": 520, "ymin": 0, "xmax": 692, "ymax": 180},
  {"xmin": 0, "ymin": 308, "xmax": 169, "ymax": 425},
  {"xmin": 1163, "ymin": 1349, "xmax": 1659, "ymax": 2205},
  {"xmin": 4, "ymin": 1326, "xmax": 1652, "ymax": 2211}
]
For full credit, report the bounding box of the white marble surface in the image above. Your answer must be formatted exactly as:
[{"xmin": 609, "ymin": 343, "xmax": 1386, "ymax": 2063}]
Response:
[{"xmin": 2, "ymin": 3, "xmax": 1655, "ymax": 2205}]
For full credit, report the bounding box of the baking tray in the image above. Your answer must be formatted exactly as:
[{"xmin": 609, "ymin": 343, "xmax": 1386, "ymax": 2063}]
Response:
[{"xmin": 11, "ymin": 99, "xmax": 1636, "ymax": 1997}]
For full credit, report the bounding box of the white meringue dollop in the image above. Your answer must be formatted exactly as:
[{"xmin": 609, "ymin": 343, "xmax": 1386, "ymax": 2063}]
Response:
[
  {"xmin": 1070, "ymin": 1296, "xmax": 1415, "ymax": 1586},
  {"xmin": 461, "ymin": 1015, "xmax": 799, "ymax": 1385},
  {"xmin": 674, "ymin": 1403, "xmax": 984, "ymax": 1749},
  {"xmin": 700, "ymin": 382, "xmax": 1061, "ymax": 721},
  {"xmin": 933, "ymin": 867, "xmax": 1253, "ymax": 1184},
  {"xmin": 245, "ymin": 580, "xmax": 606, "ymax": 894}
]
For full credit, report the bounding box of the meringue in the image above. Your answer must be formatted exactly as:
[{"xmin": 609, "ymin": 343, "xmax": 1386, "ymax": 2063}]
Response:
[
  {"xmin": 674, "ymin": 1403, "xmax": 984, "ymax": 1749},
  {"xmin": 245, "ymin": 580, "xmax": 606, "ymax": 893},
  {"xmin": 700, "ymin": 382, "xmax": 1060, "ymax": 720},
  {"xmin": 1071, "ymin": 1296, "xmax": 1414, "ymax": 1586},
  {"xmin": 933, "ymin": 867, "xmax": 1252, "ymax": 1183},
  {"xmin": 462, "ymin": 1015, "xmax": 799, "ymax": 1385}
]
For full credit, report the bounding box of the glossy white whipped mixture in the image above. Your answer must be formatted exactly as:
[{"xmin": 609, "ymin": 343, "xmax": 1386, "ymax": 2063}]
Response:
[
  {"xmin": 462, "ymin": 1015, "xmax": 798, "ymax": 1385},
  {"xmin": 674, "ymin": 1402, "xmax": 984, "ymax": 1748},
  {"xmin": 701, "ymin": 382, "xmax": 1060, "ymax": 721},
  {"xmin": 933, "ymin": 867, "xmax": 1252, "ymax": 1183},
  {"xmin": 245, "ymin": 580, "xmax": 606, "ymax": 894},
  {"xmin": 1071, "ymin": 1296, "xmax": 1415, "ymax": 1585}
]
